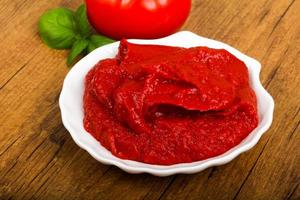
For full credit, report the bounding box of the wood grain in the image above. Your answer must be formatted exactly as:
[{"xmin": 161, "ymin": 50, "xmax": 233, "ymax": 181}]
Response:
[{"xmin": 0, "ymin": 0, "xmax": 299, "ymax": 199}]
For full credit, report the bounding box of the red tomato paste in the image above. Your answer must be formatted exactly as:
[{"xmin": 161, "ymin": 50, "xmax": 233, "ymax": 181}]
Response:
[{"xmin": 83, "ymin": 40, "xmax": 258, "ymax": 165}]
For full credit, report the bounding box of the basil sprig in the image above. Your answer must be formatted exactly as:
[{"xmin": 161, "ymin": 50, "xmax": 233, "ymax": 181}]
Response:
[{"xmin": 38, "ymin": 5, "xmax": 114, "ymax": 66}]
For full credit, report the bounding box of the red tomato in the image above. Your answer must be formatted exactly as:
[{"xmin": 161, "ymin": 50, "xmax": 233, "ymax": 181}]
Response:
[{"xmin": 85, "ymin": 0, "xmax": 191, "ymax": 39}]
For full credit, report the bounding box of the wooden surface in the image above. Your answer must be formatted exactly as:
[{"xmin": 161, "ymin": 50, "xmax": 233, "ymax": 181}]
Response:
[{"xmin": 0, "ymin": 0, "xmax": 299, "ymax": 199}]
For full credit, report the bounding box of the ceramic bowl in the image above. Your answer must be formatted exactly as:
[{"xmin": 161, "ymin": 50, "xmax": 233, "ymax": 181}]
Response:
[{"xmin": 59, "ymin": 31, "xmax": 274, "ymax": 176}]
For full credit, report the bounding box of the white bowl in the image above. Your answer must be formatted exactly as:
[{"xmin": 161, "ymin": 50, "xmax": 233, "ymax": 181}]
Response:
[{"xmin": 59, "ymin": 31, "xmax": 274, "ymax": 176}]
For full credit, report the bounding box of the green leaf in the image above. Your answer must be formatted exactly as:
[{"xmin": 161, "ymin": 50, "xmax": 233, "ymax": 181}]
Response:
[
  {"xmin": 67, "ymin": 39, "xmax": 89, "ymax": 66},
  {"xmin": 87, "ymin": 35, "xmax": 115, "ymax": 53},
  {"xmin": 75, "ymin": 4, "xmax": 91, "ymax": 38},
  {"xmin": 38, "ymin": 8, "xmax": 78, "ymax": 49}
]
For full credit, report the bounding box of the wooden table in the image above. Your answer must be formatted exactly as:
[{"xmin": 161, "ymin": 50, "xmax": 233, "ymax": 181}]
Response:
[{"xmin": 0, "ymin": 0, "xmax": 299, "ymax": 199}]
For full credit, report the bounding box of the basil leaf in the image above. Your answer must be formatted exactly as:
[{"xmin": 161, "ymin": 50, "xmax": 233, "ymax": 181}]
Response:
[
  {"xmin": 87, "ymin": 35, "xmax": 115, "ymax": 53},
  {"xmin": 75, "ymin": 4, "xmax": 91, "ymax": 38},
  {"xmin": 67, "ymin": 39, "xmax": 89, "ymax": 66},
  {"xmin": 38, "ymin": 8, "xmax": 78, "ymax": 49}
]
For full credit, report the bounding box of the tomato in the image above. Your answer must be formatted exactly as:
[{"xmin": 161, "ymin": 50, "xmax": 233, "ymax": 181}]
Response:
[{"xmin": 85, "ymin": 0, "xmax": 191, "ymax": 39}]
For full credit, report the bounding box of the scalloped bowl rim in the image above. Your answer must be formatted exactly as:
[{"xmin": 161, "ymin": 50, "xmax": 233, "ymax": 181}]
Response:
[{"xmin": 59, "ymin": 31, "xmax": 274, "ymax": 176}]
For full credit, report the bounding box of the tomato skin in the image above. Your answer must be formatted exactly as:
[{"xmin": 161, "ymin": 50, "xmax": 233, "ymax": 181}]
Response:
[{"xmin": 85, "ymin": 0, "xmax": 191, "ymax": 39}]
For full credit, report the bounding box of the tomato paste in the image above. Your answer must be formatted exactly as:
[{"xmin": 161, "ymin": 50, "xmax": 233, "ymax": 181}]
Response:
[{"xmin": 83, "ymin": 40, "xmax": 258, "ymax": 165}]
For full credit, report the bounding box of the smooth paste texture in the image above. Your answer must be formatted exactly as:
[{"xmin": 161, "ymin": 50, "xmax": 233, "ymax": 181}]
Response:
[{"xmin": 83, "ymin": 40, "xmax": 258, "ymax": 165}]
